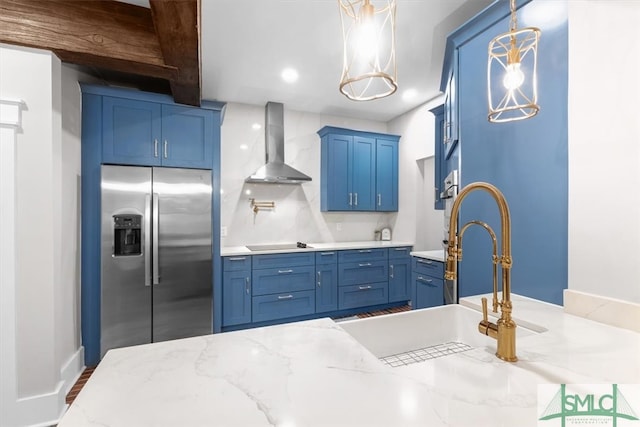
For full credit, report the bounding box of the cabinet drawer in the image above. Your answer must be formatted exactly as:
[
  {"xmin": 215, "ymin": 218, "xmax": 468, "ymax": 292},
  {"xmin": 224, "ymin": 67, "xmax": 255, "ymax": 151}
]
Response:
[
  {"xmin": 388, "ymin": 246, "xmax": 412, "ymax": 260},
  {"xmin": 338, "ymin": 248, "xmax": 387, "ymax": 263},
  {"xmin": 414, "ymin": 276, "xmax": 444, "ymax": 309},
  {"xmin": 223, "ymin": 256, "xmax": 252, "ymax": 271},
  {"xmin": 252, "ymin": 252, "xmax": 315, "ymax": 269},
  {"xmin": 412, "ymin": 257, "xmax": 444, "ymax": 277},
  {"xmin": 315, "ymin": 250, "xmax": 338, "ymax": 264},
  {"xmin": 252, "ymin": 290, "xmax": 315, "ymax": 323},
  {"xmin": 338, "ymin": 282, "xmax": 388, "ymax": 310},
  {"xmin": 252, "ymin": 266, "xmax": 315, "ymax": 296},
  {"xmin": 338, "ymin": 260, "xmax": 388, "ymax": 286}
]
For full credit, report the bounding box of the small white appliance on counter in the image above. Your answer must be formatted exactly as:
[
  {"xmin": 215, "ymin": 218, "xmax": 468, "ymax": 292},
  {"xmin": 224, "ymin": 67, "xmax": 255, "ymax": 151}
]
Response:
[{"xmin": 380, "ymin": 227, "xmax": 392, "ymax": 241}]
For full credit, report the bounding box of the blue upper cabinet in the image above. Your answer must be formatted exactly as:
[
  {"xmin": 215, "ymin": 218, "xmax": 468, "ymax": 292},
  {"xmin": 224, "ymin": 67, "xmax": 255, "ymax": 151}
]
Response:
[
  {"xmin": 85, "ymin": 84, "xmax": 224, "ymax": 170},
  {"xmin": 375, "ymin": 138, "xmax": 398, "ymax": 211},
  {"xmin": 443, "ymin": 51, "xmax": 459, "ymax": 158},
  {"xmin": 102, "ymin": 97, "xmax": 162, "ymax": 166},
  {"xmin": 160, "ymin": 105, "xmax": 214, "ymax": 169},
  {"xmin": 318, "ymin": 126, "xmax": 400, "ymax": 212}
]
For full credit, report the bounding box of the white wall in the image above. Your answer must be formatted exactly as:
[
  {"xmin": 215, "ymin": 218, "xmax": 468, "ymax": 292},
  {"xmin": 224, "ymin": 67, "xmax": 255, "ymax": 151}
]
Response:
[
  {"xmin": 567, "ymin": 1, "xmax": 640, "ymax": 304},
  {"xmin": 387, "ymin": 98, "xmax": 444, "ymax": 251},
  {"xmin": 220, "ymin": 103, "xmax": 395, "ymax": 246},
  {"xmin": 0, "ymin": 44, "xmax": 85, "ymax": 426}
]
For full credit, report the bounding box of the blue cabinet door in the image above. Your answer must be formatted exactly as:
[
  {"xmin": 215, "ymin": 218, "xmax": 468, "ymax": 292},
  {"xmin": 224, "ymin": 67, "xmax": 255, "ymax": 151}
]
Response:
[
  {"xmin": 316, "ymin": 262, "xmax": 338, "ymax": 313},
  {"xmin": 102, "ymin": 97, "xmax": 162, "ymax": 166},
  {"xmin": 252, "ymin": 266, "xmax": 315, "ymax": 296},
  {"xmin": 352, "ymin": 136, "xmax": 376, "ymax": 211},
  {"xmin": 160, "ymin": 105, "xmax": 213, "ymax": 169},
  {"xmin": 222, "ymin": 270, "xmax": 252, "ymax": 326},
  {"xmin": 413, "ymin": 274, "xmax": 444, "ymax": 309},
  {"xmin": 388, "ymin": 258, "xmax": 410, "ymax": 303},
  {"xmin": 375, "ymin": 138, "xmax": 398, "ymax": 211},
  {"xmin": 322, "ymin": 134, "xmax": 352, "ymax": 210},
  {"xmin": 338, "ymin": 282, "xmax": 388, "ymax": 310},
  {"xmin": 252, "ymin": 290, "xmax": 315, "ymax": 323}
]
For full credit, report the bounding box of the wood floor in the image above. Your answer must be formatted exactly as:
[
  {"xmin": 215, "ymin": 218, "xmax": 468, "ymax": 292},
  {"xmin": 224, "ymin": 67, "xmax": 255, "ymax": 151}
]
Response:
[{"xmin": 65, "ymin": 304, "xmax": 411, "ymax": 405}]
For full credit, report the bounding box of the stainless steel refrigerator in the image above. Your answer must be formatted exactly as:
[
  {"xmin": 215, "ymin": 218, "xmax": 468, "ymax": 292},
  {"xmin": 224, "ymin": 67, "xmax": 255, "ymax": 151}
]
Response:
[{"xmin": 101, "ymin": 165, "xmax": 212, "ymax": 357}]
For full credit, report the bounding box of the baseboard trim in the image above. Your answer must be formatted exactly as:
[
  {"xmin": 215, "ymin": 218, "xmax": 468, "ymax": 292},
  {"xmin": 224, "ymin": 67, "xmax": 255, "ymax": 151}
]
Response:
[
  {"xmin": 564, "ymin": 289, "xmax": 640, "ymax": 333},
  {"xmin": 13, "ymin": 346, "xmax": 84, "ymax": 427}
]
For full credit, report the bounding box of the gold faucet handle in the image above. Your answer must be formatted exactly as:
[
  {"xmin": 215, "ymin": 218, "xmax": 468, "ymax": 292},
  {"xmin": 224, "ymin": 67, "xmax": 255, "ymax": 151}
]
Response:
[{"xmin": 481, "ymin": 297, "xmax": 488, "ymax": 323}]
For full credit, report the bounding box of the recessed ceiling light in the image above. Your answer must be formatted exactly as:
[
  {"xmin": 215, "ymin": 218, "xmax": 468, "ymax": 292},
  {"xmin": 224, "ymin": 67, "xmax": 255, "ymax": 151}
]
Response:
[
  {"xmin": 281, "ymin": 68, "xmax": 299, "ymax": 83},
  {"xmin": 239, "ymin": 144, "xmax": 248, "ymax": 151},
  {"xmin": 402, "ymin": 88, "xmax": 418, "ymax": 101},
  {"xmin": 251, "ymin": 123, "xmax": 262, "ymax": 130}
]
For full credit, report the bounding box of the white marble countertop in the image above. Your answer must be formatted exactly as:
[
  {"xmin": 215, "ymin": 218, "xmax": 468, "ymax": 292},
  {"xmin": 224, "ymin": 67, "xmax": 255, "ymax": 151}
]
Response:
[
  {"xmin": 409, "ymin": 249, "xmax": 445, "ymax": 262},
  {"xmin": 59, "ymin": 295, "xmax": 640, "ymax": 427},
  {"xmin": 222, "ymin": 240, "xmax": 414, "ymax": 256}
]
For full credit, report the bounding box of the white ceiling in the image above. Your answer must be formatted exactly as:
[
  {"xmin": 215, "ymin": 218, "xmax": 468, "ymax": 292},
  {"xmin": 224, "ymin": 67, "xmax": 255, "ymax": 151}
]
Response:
[{"xmin": 120, "ymin": 0, "xmax": 494, "ymax": 121}]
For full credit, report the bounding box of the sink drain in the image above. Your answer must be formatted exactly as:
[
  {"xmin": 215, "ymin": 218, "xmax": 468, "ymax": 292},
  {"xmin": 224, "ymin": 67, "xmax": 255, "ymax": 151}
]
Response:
[{"xmin": 379, "ymin": 341, "xmax": 473, "ymax": 367}]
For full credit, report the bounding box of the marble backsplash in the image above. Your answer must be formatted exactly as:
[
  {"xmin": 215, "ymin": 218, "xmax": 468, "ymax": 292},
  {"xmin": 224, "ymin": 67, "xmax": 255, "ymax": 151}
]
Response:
[{"xmin": 221, "ymin": 102, "xmax": 396, "ymax": 247}]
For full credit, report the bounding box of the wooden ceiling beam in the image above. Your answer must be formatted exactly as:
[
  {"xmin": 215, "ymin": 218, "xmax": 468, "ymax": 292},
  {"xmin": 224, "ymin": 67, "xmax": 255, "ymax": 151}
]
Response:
[
  {"xmin": 0, "ymin": 0, "xmax": 203, "ymax": 105},
  {"xmin": 149, "ymin": 0, "xmax": 201, "ymax": 106}
]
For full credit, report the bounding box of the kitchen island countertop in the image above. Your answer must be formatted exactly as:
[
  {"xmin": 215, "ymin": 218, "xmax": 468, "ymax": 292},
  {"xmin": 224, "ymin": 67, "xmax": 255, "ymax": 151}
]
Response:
[{"xmin": 58, "ymin": 294, "xmax": 640, "ymax": 427}]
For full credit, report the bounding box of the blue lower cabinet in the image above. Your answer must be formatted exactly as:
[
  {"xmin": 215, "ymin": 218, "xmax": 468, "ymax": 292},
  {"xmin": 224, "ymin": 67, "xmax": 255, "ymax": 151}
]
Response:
[
  {"xmin": 252, "ymin": 290, "xmax": 316, "ymax": 323},
  {"xmin": 388, "ymin": 258, "xmax": 411, "ymax": 303},
  {"xmin": 252, "ymin": 266, "xmax": 315, "ymax": 296},
  {"xmin": 339, "ymin": 260, "xmax": 388, "ymax": 286},
  {"xmin": 338, "ymin": 282, "xmax": 388, "ymax": 310},
  {"xmin": 413, "ymin": 274, "xmax": 444, "ymax": 309},
  {"xmin": 222, "ymin": 270, "xmax": 252, "ymax": 327},
  {"xmin": 316, "ymin": 263, "xmax": 338, "ymax": 313}
]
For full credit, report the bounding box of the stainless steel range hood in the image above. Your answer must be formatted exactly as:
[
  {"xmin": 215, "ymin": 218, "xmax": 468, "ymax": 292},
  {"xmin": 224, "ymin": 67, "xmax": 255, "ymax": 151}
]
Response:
[{"xmin": 245, "ymin": 102, "xmax": 312, "ymax": 184}]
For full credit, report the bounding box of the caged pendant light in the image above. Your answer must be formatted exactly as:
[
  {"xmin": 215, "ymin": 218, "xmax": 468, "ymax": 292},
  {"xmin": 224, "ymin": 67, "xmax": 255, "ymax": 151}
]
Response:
[
  {"xmin": 338, "ymin": 0, "xmax": 397, "ymax": 101},
  {"xmin": 487, "ymin": 0, "xmax": 541, "ymax": 123}
]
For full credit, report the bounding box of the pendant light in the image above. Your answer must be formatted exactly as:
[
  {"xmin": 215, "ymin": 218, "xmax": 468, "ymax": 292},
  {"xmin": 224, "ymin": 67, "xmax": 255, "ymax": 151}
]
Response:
[
  {"xmin": 487, "ymin": 0, "xmax": 541, "ymax": 123},
  {"xmin": 338, "ymin": 0, "xmax": 397, "ymax": 101}
]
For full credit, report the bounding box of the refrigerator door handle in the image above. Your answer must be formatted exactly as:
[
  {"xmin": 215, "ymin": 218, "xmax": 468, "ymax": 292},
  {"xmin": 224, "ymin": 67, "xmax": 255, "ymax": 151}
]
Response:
[
  {"xmin": 144, "ymin": 194, "xmax": 152, "ymax": 287},
  {"xmin": 152, "ymin": 192, "xmax": 160, "ymax": 285}
]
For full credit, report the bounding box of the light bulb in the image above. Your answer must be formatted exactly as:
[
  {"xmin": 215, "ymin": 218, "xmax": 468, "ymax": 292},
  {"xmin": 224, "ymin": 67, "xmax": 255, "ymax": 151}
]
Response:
[
  {"xmin": 355, "ymin": 19, "xmax": 378, "ymax": 60},
  {"xmin": 503, "ymin": 62, "xmax": 525, "ymax": 90}
]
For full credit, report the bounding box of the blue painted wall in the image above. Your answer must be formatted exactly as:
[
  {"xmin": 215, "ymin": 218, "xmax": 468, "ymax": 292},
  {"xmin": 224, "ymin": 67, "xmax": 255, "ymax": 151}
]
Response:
[{"xmin": 456, "ymin": 3, "xmax": 568, "ymax": 304}]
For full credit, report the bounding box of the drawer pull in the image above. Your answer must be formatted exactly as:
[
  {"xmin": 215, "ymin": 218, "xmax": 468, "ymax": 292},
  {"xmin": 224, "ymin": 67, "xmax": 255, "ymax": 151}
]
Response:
[
  {"xmin": 278, "ymin": 269, "xmax": 294, "ymax": 274},
  {"xmin": 229, "ymin": 257, "xmax": 246, "ymax": 261},
  {"xmin": 358, "ymin": 285, "xmax": 372, "ymax": 290},
  {"xmin": 320, "ymin": 252, "xmax": 335, "ymax": 256},
  {"xmin": 245, "ymin": 277, "xmax": 250, "ymax": 294},
  {"xmin": 317, "ymin": 271, "xmax": 321, "ymax": 287},
  {"xmin": 417, "ymin": 259, "xmax": 433, "ymax": 265},
  {"xmin": 358, "ymin": 249, "xmax": 372, "ymax": 253},
  {"xmin": 417, "ymin": 276, "xmax": 433, "ymax": 283},
  {"xmin": 358, "ymin": 263, "xmax": 372, "ymax": 267},
  {"xmin": 394, "ymin": 248, "xmax": 407, "ymax": 251},
  {"xmin": 277, "ymin": 294, "xmax": 293, "ymax": 300},
  {"xmin": 390, "ymin": 264, "xmax": 394, "ymax": 279}
]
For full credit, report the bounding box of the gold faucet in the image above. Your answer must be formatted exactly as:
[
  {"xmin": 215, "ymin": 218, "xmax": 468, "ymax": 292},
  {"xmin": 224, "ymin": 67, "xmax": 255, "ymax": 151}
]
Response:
[{"xmin": 444, "ymin": 182, "xmax": 517, "ymax": 362}]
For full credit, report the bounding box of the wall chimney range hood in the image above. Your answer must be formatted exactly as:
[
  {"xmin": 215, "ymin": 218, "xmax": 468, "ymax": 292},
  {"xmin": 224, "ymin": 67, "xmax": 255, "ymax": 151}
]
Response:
[{"xmin": 245, "ymin": 102, "xmax": 312, "ymax": 184}]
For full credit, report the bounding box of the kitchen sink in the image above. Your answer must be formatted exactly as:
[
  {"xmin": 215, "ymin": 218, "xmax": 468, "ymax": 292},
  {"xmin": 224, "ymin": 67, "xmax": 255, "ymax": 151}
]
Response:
[
  {"xmin": 245, "ymin": 242, "xmax": 312, "ymax": 251},
  {"xmin": 339, "ymin": 304, "xmax": 543, "ymax": 361}
]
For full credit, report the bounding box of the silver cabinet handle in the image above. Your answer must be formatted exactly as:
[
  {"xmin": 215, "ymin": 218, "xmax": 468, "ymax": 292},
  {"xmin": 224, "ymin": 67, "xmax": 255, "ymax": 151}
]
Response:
[
  {"xmin": 152, "ymin": 192, "xmax": 160, "ymax": 285},
  {"xmin": 358, "ymin": 249, "xmax": 372, "ymax": 253},
  {"xmin": 358, "ymin": 285, "xmax": 372, "ymax": 290},
  {"xmin": 245, "ymin": 277, "xmax": 250, "ymax": 294},
  {"xmin": 144, "ymin": 194, "xmax": 151, "ymax": 286},
  {"xmin": 349, "ymin": 192, "xmax": 353, "ymax": 206},
  {"xmin": 228, "ymin": 257, "xmax": 246, "ymax": 261},
  {"xmin": 320, "ymin": 252, "xmax": 335, "ymax": 256},
  {"xmin": 278, "ymin": 269, "xmax": 293, "ymax": 274},
  {"xmin": 317, "ymin": 271, "xmax": 321, "ymax": 287},
  {"xmin": 163, "ymin": 140, "xmax": 168, "ymax": 158},
  {"xmin": 394, "ymin": 248, "xmax": 407, "ymax": 252},
  {"xmin": 417, "ymin": 276, "xmax": 435, "ymax": 286},
  {"xmin": 154, "ymin": 139, "xmax": 159, "ymax": 158},
  {"xmin": 278, "ymin": 294, "xmax": 293, "ymax": 300},
  {"xmin": 354, "ymin": 192, "xmax": 358, "ymax": 206},
  {"xmin": 378, "ymin": 194, "xmax": 381, "ymax": 206},
  {"xmin": 358, "ymin": 263, "xmax": 372, "ymax": 267},
  {"xmin": 390, "ymin": 264, "xmax": 394, "ymax": 279},
  {"xmin": 418, "ymin": 259, "xmax": 433, "ymax": 265}
]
